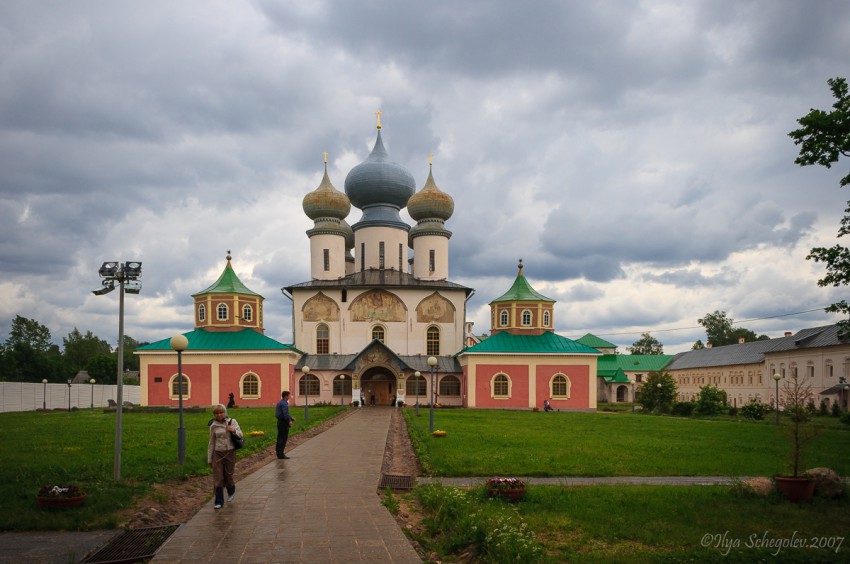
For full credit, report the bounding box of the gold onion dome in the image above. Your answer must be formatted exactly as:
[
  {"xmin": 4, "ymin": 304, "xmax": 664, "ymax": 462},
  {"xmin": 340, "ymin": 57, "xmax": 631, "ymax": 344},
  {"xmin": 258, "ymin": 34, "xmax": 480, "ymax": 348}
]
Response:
[
  {"xmin": 407, "ymin": 165, "xmax": 454, "ymax": 222},
  {"xmin": 303, "ymin": 162, "xmax": 351, "ymax": 221}
]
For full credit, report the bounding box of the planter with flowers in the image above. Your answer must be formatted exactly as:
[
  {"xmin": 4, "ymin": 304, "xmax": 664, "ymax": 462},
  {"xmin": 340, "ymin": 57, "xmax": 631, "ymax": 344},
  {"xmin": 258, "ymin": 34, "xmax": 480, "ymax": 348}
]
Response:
[
  {"xmin": 37, "ymin": 485, "xmax": 86, "ymax": 508},
  {"xmin": 432, "ymin": 430, "xmax": 447, "ymax": 438},
  {"xmin": 486, "ymin": 477, "xmax": 526, "ymax": 502},
  {"xmin": 248, "ymin": 430, "xmax": 265, "ymax": 437}
]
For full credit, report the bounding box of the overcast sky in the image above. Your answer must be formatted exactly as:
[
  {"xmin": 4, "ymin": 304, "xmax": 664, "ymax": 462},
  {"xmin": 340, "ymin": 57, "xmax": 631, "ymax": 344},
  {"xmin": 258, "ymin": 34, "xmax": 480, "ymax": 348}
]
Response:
[{"xmin": 2, "ymin": 1, "xmax": 849, "ymax": 355}]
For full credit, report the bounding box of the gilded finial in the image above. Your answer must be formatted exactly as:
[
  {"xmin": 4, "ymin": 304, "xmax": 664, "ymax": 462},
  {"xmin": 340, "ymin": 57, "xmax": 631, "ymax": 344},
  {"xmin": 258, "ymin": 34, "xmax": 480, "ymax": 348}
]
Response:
[
  {"xmin": 227, "ymin": 250, "xmax": 232, "ymax": 262},
  {"xmin": 428, "ymin": 152, "xmax": 433, "ymax": 166},
  {"xmin": 322, "ymin": 151, "xmax": 328, "ymax": 165},
  {"xmin": 518, "ymin": 258, "xmax": 523, "ymax": 274},
  {"xmin": 375, "ymin": 109, "xmax": 382, "ymax": 129}
]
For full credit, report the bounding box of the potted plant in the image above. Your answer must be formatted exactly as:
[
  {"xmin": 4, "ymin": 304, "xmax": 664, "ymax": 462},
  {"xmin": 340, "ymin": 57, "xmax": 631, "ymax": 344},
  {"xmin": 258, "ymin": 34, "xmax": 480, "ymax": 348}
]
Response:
[
  {"xmin": 774, "ymin": 371, "xmax": 818, "ymax": 502},
  {"xmin": 36, "ymin": 484, "xmax": 87, "ymax": 508},
  {"xmin": 486, "ymin": 477, "xmax": 526, "ymax": 502}
]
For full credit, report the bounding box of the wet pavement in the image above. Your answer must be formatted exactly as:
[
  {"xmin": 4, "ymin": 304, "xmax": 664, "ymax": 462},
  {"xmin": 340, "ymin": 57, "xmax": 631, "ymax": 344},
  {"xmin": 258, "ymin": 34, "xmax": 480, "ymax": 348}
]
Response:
[{"xmin": 152, "ymin": 407, "xmax": 420, "ymax": 563}]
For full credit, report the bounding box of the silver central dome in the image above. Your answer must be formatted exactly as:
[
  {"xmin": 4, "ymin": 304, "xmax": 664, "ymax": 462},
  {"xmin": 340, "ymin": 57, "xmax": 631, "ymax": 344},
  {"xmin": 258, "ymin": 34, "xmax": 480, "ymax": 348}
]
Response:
[{"xmin": 344, "ymin": 130, "xmax": 415, "ymax": 230}]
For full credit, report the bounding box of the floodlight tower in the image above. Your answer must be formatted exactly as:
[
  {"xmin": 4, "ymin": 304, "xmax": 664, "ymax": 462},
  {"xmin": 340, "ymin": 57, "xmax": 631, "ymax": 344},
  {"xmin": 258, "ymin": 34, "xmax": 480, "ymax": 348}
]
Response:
[{"xmin": 93, "ymin": 261, "xmax": 142, "ymax": 481}]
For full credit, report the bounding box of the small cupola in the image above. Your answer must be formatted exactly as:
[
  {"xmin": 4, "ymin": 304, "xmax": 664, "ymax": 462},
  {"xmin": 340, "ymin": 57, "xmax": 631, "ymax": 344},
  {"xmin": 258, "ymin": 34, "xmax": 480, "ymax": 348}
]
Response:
[
  {"xmin": 489, "ymin": 259, "xmax": 556, "ymax": 336},
  {"xmin": 191, "ymin": 251, "xmax": 264, "ymax": 333}
]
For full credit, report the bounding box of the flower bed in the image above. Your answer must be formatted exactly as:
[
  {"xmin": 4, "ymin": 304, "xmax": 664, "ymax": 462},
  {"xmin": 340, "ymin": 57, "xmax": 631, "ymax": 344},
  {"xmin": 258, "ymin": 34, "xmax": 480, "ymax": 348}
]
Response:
[
  {"xmin": 37, "ymin": 485, "xmax": 86, "ymax": 508},
  {"xmin": 486, "ymin": 477, "xmax": 526, "ymax": 502},
  {"xmin": 432, "ymin": 430, "xmax": 447, "ymax": 437},
  {"xmin": 248, "ymin": 431, "xmax": 265, "ymax": 437}
]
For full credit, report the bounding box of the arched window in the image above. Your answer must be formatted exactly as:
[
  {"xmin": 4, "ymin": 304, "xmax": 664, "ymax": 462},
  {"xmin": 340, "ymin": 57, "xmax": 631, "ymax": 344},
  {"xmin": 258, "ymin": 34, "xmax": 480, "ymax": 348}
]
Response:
[
  {"xmin": 241, "ymin": 373, "xmax": 259, "ymax": 398},
  {"xmin": 217, "ymin": 303, "xmax": 229, "ymax": 321},
  {"xmin": 333, "ymin": 375, "xmax": 351, "ymax": 397},
  {"xmin": 242, "ymin": 304, "xmax": 253, "ymax": 322},
  {"xmin": 316, "ymin": 323, "xmax": 329, "ymax": 354},
  {"xmin": 406, "ymin": 374, "xmax": 427, "ymax": 396},
  {"xmin": 426, "ymin": 326, "xmax": 440, "ymax": 356},
  {"xmin": 299, "ymin": 374, "xmax": 320, "ymax": 396},
  {"xmin": 499, "ymin": 310, "xmax": 509, "ymax": 326},
  {"xmin": 372, "ymin": 325, "xmax": 385, "ymax": 343},
  {"xmin": 439, "ymin": 375, "xmax": 461, "ymax": 397},
  {"xmin": 551, "ymin": 374, "xmax": 571, "ymax": 398},
  {"xmin": 543, "ymin": 310, "xmax": 550, "ymax": 326},
  {"xmin": 493, "ymin": 374, "xmax": 510, "ymax": 398},
  {"xmin": 521, "ymin": 310, "xmax": 532, "ymax": 326},
  {"xmin": 170, "ymin": 374, "xmax": 190, "ymax": 400},
  {"xmin": 198, "ymin": 304, "xmax": 206, "ymax": 322}
]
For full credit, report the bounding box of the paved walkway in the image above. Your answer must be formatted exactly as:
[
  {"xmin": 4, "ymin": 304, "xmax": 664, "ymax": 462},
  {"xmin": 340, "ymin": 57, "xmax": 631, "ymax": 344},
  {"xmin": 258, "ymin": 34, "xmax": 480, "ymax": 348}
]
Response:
[{"xmin": 153, "ymin": 407, "xmax": 421, "ymax": 563}]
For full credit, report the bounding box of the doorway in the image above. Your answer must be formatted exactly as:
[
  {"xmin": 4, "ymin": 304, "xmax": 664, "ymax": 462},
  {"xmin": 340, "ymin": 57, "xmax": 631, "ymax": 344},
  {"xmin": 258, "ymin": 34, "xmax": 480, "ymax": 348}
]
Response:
[{"xmin": 361, "ymin": 368, "xmax": 396, "ymax": 406}]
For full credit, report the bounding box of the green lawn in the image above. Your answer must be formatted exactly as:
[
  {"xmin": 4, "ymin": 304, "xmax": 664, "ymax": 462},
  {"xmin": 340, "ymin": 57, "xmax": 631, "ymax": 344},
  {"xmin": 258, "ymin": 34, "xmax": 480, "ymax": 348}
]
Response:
[
  {"xmin": 403, "ymin": 409, "xmax": 850, "ymax": 562},
  {"xmin": 405, "ymin": 409, "xmax": 850, "ymax": 477},
  {"xmin": 411, "ymin": 483, "xmax": 850, "ymax": 563},
  {"xmin": 1, "ymin": 406, "xmax": 345, "ymax": 531}
]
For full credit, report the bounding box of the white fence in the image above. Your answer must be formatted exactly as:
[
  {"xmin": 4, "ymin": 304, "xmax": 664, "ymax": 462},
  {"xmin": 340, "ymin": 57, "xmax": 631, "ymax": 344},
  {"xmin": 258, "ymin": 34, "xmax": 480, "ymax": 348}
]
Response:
[{"xmin": 0, "ymin": 382, "xmax": 141, "ymax": 413}]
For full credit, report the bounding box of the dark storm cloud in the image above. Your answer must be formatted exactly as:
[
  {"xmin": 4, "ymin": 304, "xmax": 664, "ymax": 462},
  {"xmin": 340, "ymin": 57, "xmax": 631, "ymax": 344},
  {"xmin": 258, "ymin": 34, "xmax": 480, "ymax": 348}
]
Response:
[{"xmin": 0, "ymin": 0, "xmax": 848, "ymax": 352}]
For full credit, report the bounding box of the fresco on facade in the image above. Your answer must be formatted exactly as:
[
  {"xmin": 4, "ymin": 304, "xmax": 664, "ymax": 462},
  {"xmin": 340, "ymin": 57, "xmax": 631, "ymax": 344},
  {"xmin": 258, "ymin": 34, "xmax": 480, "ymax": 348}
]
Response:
[
  {"xmin": 349, "ymin": 289, "xmax": 406, "ymax": 322},
  {"xmin": 302, "ymin": 292, "xmax": 340, "ymax": 321},
  {"xmin": 416, "ymin": 292, "xmax": 455, "ymax": 323}
]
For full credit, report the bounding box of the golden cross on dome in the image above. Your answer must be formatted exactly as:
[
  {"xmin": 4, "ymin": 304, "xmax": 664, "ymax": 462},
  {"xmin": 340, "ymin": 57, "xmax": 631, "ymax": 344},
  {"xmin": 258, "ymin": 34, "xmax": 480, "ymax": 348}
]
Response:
[
  {"xmin": 322, "ymin": 151, "xmax": 328, "ymax": 164},
  {"xmin": 428, "ymin": 153, "xmax": 433, "ymax": 166},
  {"xmin": 375, "ymin": 109, "xmax": 382, "ymax": 129}
]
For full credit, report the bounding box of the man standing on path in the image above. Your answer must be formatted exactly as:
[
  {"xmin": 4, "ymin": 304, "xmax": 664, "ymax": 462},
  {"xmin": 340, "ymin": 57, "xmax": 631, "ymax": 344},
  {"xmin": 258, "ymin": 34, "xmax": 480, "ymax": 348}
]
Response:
[{"xmin": 275, "ymin": 391, "xmax": 295, "ymax": 459}]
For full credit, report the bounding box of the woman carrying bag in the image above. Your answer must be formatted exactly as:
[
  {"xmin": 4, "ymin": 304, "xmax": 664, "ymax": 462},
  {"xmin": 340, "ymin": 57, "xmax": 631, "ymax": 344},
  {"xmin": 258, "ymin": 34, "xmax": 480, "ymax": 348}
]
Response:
[{"xmin": 207, "ymin": 403, "xmax": 243, "ymax": 509}]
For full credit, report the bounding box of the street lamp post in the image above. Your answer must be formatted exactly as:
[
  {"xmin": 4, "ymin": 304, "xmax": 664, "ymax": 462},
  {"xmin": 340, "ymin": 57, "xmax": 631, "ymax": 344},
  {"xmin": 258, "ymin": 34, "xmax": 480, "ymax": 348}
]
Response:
[
  {"xmin": 844, "ymin": 384, "xmax": 849, "ymax": 411},
  {"xmin": 93, "ymin": 260, "xmax": 142, "ymax": 482},
  {"xmin": 302, "ymin": 366, "xmax": 311, "ymax": 423},
  {"xmin": 42, "ymin": 379, "xmax": 47, "ymax": 410},
  {"xmin": 90, "ymin": 378, "xmax": 96, "ymax": 409},
  {"xmin": 414, "ymin": 370, "xmax": 421, "ymax": 416},
  {"xmin": 427, "ymin": 356, "xmax": 438, "ymax": 433},
  {"xmin": 340, "ymin": 374, "xmax": 346, "ymax": 406},
  {"xmin": 67, "ymin": 379, "xmax": 72, "ymax": 412},
  {"xmin": 773, "ymin": 373, "xmax": 782, "ymax": 425},
  {"xmin": 170, "ymin": 334, "xmax": 189, "ymax": 464}
]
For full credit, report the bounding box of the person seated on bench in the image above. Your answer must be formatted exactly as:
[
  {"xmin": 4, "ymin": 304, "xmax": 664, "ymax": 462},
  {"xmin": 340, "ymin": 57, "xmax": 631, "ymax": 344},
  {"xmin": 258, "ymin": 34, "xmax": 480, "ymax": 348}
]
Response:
[{"xmin": 543, "ymin": 399, "xmax": 553, "ymax": 412}]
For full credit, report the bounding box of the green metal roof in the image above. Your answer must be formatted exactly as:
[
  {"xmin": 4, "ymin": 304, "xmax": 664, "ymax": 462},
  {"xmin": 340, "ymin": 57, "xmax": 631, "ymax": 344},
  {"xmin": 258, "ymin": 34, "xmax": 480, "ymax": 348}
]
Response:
[
  {"xmin": 462, "ymin": 331, "xmax": 600, "ymax": 355},
  {"xmin": 600, "ymin": 367, "xmax": 631, "ymax": 383},
  {"xmin": 192, "ymin": 260, "xmax": 261, "ymax": 297},
  {"xmin": 575, "ymin": 333, "xmax": 618, "ymax": 350},
  {"xmin": 490, "ymin": 264, "xmax": 554, "ymax": 304},
  {"xmin": 597, "ymin": 354, "xmax": 673, "ymax": 372},
  {"xmin": 137, "ymin": 329, "xmax": 298, "ymax": 352}
]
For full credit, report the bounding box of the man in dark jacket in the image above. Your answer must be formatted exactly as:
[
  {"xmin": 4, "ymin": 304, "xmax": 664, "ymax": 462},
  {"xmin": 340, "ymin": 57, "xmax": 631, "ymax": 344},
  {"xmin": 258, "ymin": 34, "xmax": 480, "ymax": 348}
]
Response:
[{"xmin": 275, "ymin": 391, "xmax": 296, "ymax": 459}]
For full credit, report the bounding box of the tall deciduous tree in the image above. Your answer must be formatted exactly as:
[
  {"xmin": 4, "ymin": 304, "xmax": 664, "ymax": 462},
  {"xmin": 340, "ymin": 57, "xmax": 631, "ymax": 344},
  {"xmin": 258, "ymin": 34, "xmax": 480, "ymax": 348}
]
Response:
[
  {"xmin": 697, "ymin": 310, "xmax": 768, "ymax": 347},
  {"xmin": 63, "ymin": 328, "xmax": 112, "ymax": 375},
  {"xmin": 0, "ymin": 316, "xmax": 61, "ymax": 381},
  {"xmin": 789, "ymin": 77, "xmax": 850, "ymax": 334},
  {"xmin": 627, "ymin": 332, "xmax": 664, "ymax": 355}
]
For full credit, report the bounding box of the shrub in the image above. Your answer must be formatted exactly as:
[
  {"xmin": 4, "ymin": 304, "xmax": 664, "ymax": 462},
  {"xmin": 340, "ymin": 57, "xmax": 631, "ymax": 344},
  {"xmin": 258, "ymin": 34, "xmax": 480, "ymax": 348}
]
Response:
[
  {"xmin": 806, "ymin": 400, "xmax": 817, "ymax": 416},
  {"xmin": 740, "ymin": 400, "xmax": 770, "ymax": 421},
  {"xmin": 832, "ymin": 402, "xmax": 842, "ymax": 417},
  {"xmin": 670, "ymin": 402, "xmax": 695, "ymax": 416},
  {"xmin": 727, "ymin": 406, "xmax": 738, "ymax": 416},
  {"xmin": 695, "ymin": 385, "xmax": 727, "ymax": 416},
  {"xmin": 820, "ymin": 400, "xmax": 830, "ymax": 417},
  {"xmin": 841, "ymin": 412, "xmax": 850, "ymax": 426},
  {"xmin": 638, "ymin": 371, "xmax": 677, "ymax": 414}
]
